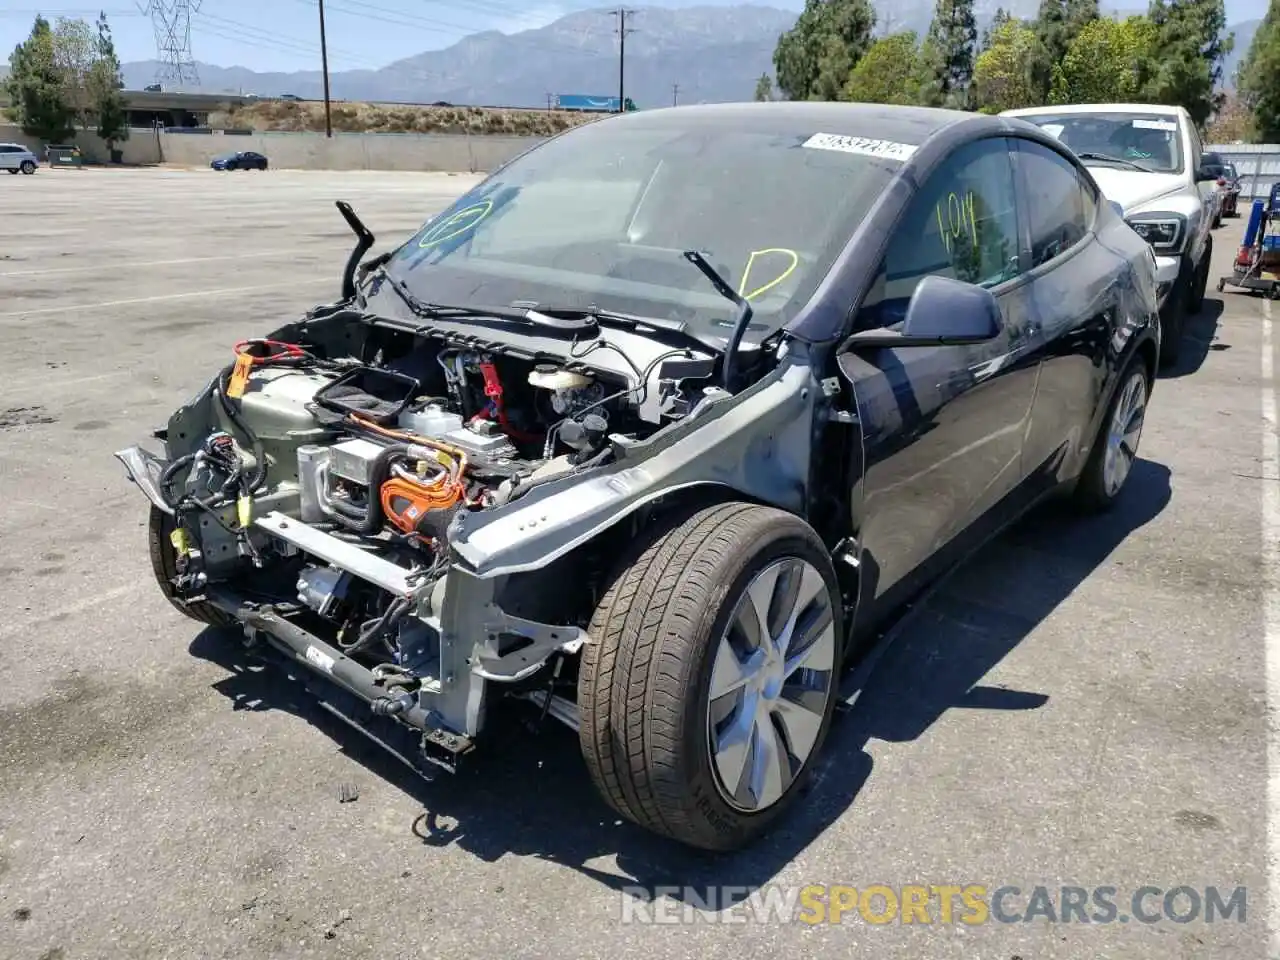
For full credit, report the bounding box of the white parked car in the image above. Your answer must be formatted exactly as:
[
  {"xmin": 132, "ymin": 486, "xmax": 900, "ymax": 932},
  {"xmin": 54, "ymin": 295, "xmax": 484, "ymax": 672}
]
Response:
[
  {"xmin": 0, "ymin": 142, "xmax": 39, "ymax": 175},
  {"xmin": 1001, "ymin": 103, "xmax": 1218, "ymax": 368}
]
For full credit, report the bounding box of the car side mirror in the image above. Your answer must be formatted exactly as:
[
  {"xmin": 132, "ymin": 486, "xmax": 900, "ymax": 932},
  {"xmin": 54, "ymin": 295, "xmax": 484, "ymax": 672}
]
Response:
[{"xmin": 841, "ymin": 275, "xmax": 1003, "ymax": 351}]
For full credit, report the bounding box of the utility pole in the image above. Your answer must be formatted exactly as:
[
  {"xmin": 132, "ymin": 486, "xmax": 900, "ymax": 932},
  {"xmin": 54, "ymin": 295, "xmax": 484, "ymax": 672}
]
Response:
[
  {"xmin": 612, "ymin": 8, "xmax": 635, "ymax": 112},
  {"xmin": 318, "ymin": 0, "xmax": 332, "ymax": 137},
  {"xmin": 672, "ymin": 83, "xmax": 679, "ymax": 106},
  {"xmin": 546, "ymin": 92, "xmax": 553, "ymax": 111}
]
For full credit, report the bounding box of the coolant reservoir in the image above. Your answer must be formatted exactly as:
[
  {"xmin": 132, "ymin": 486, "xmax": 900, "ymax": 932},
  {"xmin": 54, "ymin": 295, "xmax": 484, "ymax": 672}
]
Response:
[{"xmin": 399, "ymin": 403, "xmax": 463, "ymax": 438}]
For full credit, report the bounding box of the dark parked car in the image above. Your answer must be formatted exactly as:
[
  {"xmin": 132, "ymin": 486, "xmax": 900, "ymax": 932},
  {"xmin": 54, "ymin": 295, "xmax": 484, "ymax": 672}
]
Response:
[
  {"xmin": 1214, "ymin": 159, "xmax": 1242, "ymax": 218},
  {"xmin": 210, "ymin": 150, "xmax": 268, "ymax": 171},
  {"xmin": 117, "ymin": 102, "xmax": 1160, "ymax": 852}
]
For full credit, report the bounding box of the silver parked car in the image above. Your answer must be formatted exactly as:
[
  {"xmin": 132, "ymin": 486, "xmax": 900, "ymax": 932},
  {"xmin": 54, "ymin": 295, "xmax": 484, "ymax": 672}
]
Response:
[{"xmin": 0, "ymin": 142, "xmax": 39, "ymax": 174}]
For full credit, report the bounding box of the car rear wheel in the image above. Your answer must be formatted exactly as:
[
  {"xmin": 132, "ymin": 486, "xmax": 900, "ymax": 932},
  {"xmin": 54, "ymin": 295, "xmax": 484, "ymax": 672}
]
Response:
[
  {"xmin": 6, "ymin": 168, "xmax": 17, "ymax": 175},
  {"xmin": 19, "ymin": 160, "xmax": 35, "ymax": 174},
  {"xmin": 1073, "ymin": 359, "xmax": 1150, "ymax": 512},
  {"xmin": 148, "ymin": 505, "xmax": 236, "ymax": 627},
  {"xmin": 578, "ymin": 501, "xmax": 843, "ymax": 852}
]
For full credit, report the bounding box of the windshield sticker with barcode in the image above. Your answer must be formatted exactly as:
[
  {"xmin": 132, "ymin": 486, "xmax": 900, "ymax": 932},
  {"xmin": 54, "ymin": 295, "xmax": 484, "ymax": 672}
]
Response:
[
  {"xmin": 802, "ymin": 133, "xmax": 917, "ymax": 161},
  {"xmin": 1133, "ymin": 119, "xmax": 1177, "ymax": 131}
]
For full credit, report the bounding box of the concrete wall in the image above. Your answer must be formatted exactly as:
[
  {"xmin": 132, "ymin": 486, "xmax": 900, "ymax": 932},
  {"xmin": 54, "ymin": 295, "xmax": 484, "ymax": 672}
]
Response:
[
  {"xmin": 0, "ymin": 124, "xmax": 545, "ymax": 173},
  {"xmin": 157, "ymin": 130, "xmax": 545, "ymax": 173},
  {"xmin": 0, "ymin": 123, "xmax": 161, "ymax": 165}
]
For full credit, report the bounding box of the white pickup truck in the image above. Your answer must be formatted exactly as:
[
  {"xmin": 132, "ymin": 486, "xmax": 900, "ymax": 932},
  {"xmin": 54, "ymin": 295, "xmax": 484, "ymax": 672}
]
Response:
[{"xmin": 1001, "ymin": 103, "xmax": 1219, "ymax": 367}]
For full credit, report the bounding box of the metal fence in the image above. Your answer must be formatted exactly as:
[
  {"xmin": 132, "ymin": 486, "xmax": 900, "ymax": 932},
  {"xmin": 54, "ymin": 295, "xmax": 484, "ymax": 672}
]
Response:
[{"xmin": 1205, "ymin": 143, "xmax": 1280, "ymax": 202}]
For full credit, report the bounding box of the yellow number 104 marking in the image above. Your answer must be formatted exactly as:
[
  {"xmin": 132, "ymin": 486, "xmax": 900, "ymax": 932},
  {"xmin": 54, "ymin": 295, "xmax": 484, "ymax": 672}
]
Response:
[{"xmin": 936, "ymin": 191, "xmax": 978, "ymax": 253}]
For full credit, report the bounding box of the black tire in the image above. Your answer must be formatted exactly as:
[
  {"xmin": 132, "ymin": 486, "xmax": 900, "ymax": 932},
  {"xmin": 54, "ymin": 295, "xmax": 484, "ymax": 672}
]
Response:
[
  {"xmin": 578, "ymin": 501, "xmax": 844, "ymax": 852},
  {"xmin": 19, "ymin": 160, "xmax": 35, "ymax": 174},
  {"xmin": 147, "ymin": 504, "xmax": 236, "ymax": 627},
  {"xmin": 1188, "ymin": 237, "xmax": 1211, "ymax": 314},
  {"xmin": 1073, "ymin": 358, "xmax": 1151, "ymax": 512},
  {"xmin": 6, "ymin": 168, "xmax": 17, "ymax": 175},
  {"xmin": 1158, "ymin": 274, "xmax": 1188, "ymax": 368}
]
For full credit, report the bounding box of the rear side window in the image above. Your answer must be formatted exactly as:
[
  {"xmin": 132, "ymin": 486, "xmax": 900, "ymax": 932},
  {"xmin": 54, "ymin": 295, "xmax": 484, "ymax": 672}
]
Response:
[
  {"xmin": 1016, "ymin": 140, "xmax": 1092, "ymax": 267},
  {"xmin": 856, "ymin": 136, "xmax": 1020, "ymax": 329}
]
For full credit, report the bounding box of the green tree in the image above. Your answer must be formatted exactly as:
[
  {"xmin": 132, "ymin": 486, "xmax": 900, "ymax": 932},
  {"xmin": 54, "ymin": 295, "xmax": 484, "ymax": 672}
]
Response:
[
  {"xmin": 924, "ymin": 0, "xmax": 979, "ymax": 108},
  {"xmin": 844, "ymin": 31, "xmax": 927, "ymax": 104},
  {"xmin": 773, "ymin": 0, "xmax": 877, "ymax": 101},
  {"xmin": 1238, "ymin": 0, "xmax": 1280, "ymax": 140},
  {"xmin": 88, "ymin": 12, "xmax": 128, "ymax": 151},
  {"xmin": 1050, "ymin": 15, "xmax": 1157, "ymax": 103},
  {"xmin": 1143, "ymin": 0, "xmax": 1233, "ymax": 129},
  {"xmin": 754, "ymin": 72, "xmax": 773, "ymax": 101},
  {"xmin": 4, "ymin": 15, "xmax": 76, "ymax": 142},
  {"xmin": 978, "ymin": 7, "xmax": 1014, "ymax": 52},
  {"xmin": 972, "ymin": 20, "xmax": 1043, "ymax": 113},
  {"xmin": 1030, "ymin": 0, "xmax": 1100, "ymax": 100},
  {"xmin": 51, "ymin": 15, "xmax": 95, "ymax": 122}
]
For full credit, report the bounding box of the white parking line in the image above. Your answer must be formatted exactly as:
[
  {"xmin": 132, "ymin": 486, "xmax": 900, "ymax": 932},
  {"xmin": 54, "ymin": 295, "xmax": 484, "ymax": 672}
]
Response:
[
  {"xmin": 0, "ymin": 277, "xmax": 332, "ymax": 319},
  {"xmin": 1261, "ymin": 295, "xmax": 1280, "ymax": 958},
  {"xmin": 0, "ymin": 250, "xmax": 298, "ymax": 278}
]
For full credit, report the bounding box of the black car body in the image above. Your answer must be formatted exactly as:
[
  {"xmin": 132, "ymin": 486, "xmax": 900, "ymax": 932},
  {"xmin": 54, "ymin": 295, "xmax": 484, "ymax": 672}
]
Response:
[
  {"xmin": 211, "ymin": 150, "xmax": 269, "ymax": 171},
  {"xmin": 117, "ymin": 102, "xmax": 1160, "ymax": 852}
]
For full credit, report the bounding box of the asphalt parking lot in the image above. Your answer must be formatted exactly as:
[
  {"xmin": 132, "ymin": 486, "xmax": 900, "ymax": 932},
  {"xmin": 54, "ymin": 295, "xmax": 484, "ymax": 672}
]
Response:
[{"xmin": 0, "ymin": 167, "xmax": 1273, "ymax": 959}]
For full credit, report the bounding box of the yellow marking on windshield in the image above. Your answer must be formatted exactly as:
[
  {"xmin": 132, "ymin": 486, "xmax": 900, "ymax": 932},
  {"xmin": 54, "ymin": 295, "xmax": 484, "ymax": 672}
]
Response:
[
  {"xmin": 739, "ymin": 248, "xmax": 799, "ymax": 301},
  {"xmin": 417, "ymin": 199, "xmax": 494, "ymax": 248},
  {"xmin": 935, "ymin": 191, "xmax": 978, "ymax": 254}
]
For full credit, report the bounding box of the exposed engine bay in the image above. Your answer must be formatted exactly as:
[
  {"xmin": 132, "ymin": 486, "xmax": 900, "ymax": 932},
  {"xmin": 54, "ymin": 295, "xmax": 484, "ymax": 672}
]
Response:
[{"xmin": 127, "ymin": 307, "xmax": 727, "ymax": 773}]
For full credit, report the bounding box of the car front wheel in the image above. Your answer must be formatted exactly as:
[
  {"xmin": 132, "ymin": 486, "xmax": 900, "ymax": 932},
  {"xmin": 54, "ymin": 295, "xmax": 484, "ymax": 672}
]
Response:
[
  {"xmin": 578, "ymin": 500, "xmax": 843, "ymax": 852},
  {"xmin": 19, "ymin": 160, "xmax": 35, "ymax": 174}
]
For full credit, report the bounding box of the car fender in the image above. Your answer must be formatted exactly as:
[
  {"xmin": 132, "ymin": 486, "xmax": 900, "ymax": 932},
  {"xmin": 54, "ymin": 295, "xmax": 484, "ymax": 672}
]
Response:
[{"xmin": 447, "ymin": 357, "xmax": 819, "ymax": 579}]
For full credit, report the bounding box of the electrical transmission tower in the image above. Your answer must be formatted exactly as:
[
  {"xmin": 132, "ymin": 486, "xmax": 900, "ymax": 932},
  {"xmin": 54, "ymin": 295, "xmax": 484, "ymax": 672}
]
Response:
[{"xmin": 137, "ymin": 1, "xmax": 203, "ymax": 88}]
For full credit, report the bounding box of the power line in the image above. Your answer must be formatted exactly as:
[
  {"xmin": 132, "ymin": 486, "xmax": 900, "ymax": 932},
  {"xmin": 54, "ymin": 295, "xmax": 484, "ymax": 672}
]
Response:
[{"xmin": 612, "ymin": 8, "xmax": 635, "ymax": 112}]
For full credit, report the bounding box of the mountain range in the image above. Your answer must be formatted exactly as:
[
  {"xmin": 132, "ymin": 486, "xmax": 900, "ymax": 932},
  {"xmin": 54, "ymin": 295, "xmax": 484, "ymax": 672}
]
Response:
[{"xmin": 2, "ymin": 4, "xmax": 1263, "ymax": 108}]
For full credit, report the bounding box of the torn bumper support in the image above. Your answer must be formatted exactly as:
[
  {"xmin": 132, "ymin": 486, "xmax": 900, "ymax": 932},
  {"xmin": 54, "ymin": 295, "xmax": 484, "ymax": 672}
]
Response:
[{"xmin": 204, "ymin": 585, "xmax": 476, "ymax": 776}]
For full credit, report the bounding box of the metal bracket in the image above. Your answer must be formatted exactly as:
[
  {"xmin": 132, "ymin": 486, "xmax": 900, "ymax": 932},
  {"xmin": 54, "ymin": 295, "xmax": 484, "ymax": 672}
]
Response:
[{"xmin": 471, "ymin": 604, "xmax": 588, "ymax": 682}]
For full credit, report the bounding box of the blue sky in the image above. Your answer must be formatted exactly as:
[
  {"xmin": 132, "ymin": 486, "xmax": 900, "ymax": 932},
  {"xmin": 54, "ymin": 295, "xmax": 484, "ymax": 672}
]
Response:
[
  {"xmin": 0, "ymin": 0, "xmax": 1266, "ymax": 73},
  {"xmin": 0, "ymin": 0, "xmax": 800, "ymax": 72}
]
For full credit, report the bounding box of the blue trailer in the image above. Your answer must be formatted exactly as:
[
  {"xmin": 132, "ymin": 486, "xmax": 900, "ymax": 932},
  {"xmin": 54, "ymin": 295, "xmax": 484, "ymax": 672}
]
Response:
[{"xmin": 554, "ymin": 94, "xmax": 636, "ymax": 113}]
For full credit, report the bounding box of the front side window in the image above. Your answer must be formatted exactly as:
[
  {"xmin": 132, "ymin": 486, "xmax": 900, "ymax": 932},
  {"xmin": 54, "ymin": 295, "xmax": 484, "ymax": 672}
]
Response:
[
  {"xmin": 1016, "ymin": 140, "xmax": 1092, "ymax": 267},
  {"xmin": 856, "ymin": 136, "xmax": 1020, "ymax": 330},
  {"xmin": 383, "ymin": 116, "xmax": 910, "ymax": 342},
  {"xmin": 1012, "ymin": 111, "xmax": 1185, "ymax": 175}
]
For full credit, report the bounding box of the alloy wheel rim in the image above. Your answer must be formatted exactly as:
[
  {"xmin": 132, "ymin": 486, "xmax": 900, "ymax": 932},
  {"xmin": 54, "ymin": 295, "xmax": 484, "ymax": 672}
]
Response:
[
  {"xmin": 1102, "ymin": 371, "xmax": 1147, "ymax": 497},
  {"xmin": 706, "ymin": 556, "xmax": 837, "ymax": 813}
]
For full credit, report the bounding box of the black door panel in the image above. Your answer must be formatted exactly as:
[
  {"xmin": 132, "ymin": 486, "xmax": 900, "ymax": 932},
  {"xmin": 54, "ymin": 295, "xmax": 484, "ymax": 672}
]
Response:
[{"xmin": 839, "ymin": 136, "xmax": 1039, "ymax": 616}]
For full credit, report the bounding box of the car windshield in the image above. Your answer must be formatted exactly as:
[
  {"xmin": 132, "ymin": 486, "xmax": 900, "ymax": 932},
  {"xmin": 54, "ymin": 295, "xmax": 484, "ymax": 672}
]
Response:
[
  {"xmin": 383, "ymin": 114, "xmax": 910, "ymax": 340},
  {"xmin": 1224, "ymin": 163, "xmax": 1237, "ymax": 179},
  {"xmin": 1013, "ymin": 111, "xmax": 1184, "ymax": 174}
]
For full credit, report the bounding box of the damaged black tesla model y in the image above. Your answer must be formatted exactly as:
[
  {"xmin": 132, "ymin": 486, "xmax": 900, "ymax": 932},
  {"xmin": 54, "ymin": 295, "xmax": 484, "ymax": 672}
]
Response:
[{"xmin": 117, "ymin": 102, "xmax": 1159, "ymax": 853}]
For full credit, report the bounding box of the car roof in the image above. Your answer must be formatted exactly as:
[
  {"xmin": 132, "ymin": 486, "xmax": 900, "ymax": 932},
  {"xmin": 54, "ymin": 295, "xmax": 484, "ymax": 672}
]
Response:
[
  {"xmin": 1001, "ymin": 103, "xmax": 1185, "ymax": 119},
  {"xmin": 598, "ymin": 101, "xmax": 980, "ymax": 147},
  {"xmin": 0, "ymin": 142, "xmax": 30, "ymax": 149}
]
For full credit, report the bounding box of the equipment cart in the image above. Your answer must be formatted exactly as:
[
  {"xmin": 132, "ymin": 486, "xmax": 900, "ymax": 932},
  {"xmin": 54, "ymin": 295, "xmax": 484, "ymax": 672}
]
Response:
[{"xmin": 1219, "ymin": 182, "xmax": 1280, "ymax": 299}]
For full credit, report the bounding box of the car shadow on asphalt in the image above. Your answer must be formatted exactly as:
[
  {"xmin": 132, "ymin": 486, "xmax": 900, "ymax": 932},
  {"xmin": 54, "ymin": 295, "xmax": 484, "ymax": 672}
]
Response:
[
  {"xmin": 1159, "ymin": 298, "xmax": 1226, "ymax": 380},
  {"xmin": 187, "ymin": 457, "xmax": 1172, "ymax": 904}
]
